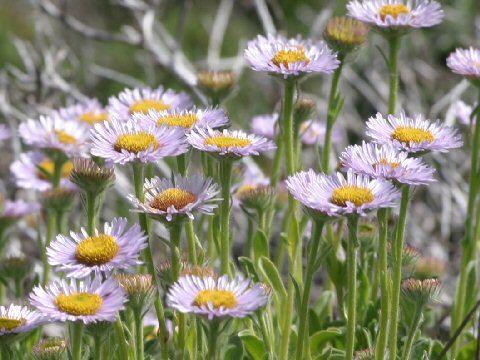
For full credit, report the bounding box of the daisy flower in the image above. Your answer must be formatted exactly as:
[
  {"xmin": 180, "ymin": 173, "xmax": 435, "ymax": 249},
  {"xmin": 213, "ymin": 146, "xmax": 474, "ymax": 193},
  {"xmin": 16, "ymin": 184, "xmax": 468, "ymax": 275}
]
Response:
[
  {"xmin": 108, "ymin": 86, "xmax": 192, "ymax": 121},
  {"xmin": 286, "ymin": 169, "xmax": 401, "ymax": 217},
  {"xmin": 366, "ymin": 112, "xmax": 463, "ymax": 153},
  {"xmin": 340, "ymin": 142, "xmax": 436, "ymax": 185},
  {"xmin": 300, "ymin": 120, "xmax": 342, "ymax": 146},
  {"xmin": 128, "ymin": 174, "xmax": 221, "ymax": 222},
  {"xmin": 10, "ymin": 152, "xmax": 75, "ymax": 191},
  {"xmin": 347, "ymin": 0, "xmax": 443, "ymax": 30},
  {"xmin": 90, "ymin": 117, "xmax": 189, "ymax": 165},
  {"xmin": 53, "ymin": 98, "xmax": 109, "ymax": 126},
  {"xmin": 454, "ymin": 100, "xmax": 476, "ymax": 126},
  {"xmin": 19, "ymin": 115, "xmax": 90, "ymax": 157},
  {"xmin": 0, "ymin": 124, "xmax": 11, "ymax": 142},
  {"xmin": 30, "ymin": 277, "xmax": 126, "ymax": 324},
  {"xmin": 167, "ymin": 275, "xmax": 268, "ymax": 320},
  {"xmin": 47, "ymin": 218, "xmax": 147, "ymax": 278},
  {"xmin": 133, "ymin": 107, "xmax": 230, "ymax": 131},
  {"xmin": 1, "ymin": 199, "xmax": 41, "ymax": 219},
  {"xmin": 251, "ymin": 113, "xmax": 279, "ymax": 139},
  {"xmin": 187, "ymin": 127, "xmax": 276, "ymax": 158},
  {"xmin": 447, "ymin": 47, "xmax": 480, "ymax": 86},
  {"xmin": 244, "ymin": 34, "xmax": 339, "ymax": 78},
  {"xmin": 0, "ymin": 304, "xmax": 44, "ymax": 340}
]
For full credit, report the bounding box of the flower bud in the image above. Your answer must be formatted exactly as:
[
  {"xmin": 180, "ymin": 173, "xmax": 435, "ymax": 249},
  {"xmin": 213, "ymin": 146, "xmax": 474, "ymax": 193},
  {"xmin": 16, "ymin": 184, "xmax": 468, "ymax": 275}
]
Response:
[
  {"xmin": 355, "ymin": 348, "xmax": 375, "ymax": 360},
  {"xmin": 70, "ymin": 158, "xmax": 115, "ymax": 195},
  {"xmin": 0, "ymin": 256, "xmax": 33, "ymax": 284},
  {"xmin": 236, "ymin": 184, "xmax": 276, "ymax": 212},
  {"xmin": 197, "ymin": 70, "xmax": 236, "ymax": 104},
  {"xmin": 325, "ymin": 17, "xmax": 369, "ymax": 56},
  {"xmin": 401, "ymin": 278, "xmax": 441, "ymax": 305},
  {"xmin": 41, "ymin": 187, "xmax": 77, "ymax": 212},
  {"xmin": 32, "ymin": 338, "xmax": 68, "ymax": 360},
  {"xmin": 116, "ymin": 273, "xmax": 155, "ymax": 312}
]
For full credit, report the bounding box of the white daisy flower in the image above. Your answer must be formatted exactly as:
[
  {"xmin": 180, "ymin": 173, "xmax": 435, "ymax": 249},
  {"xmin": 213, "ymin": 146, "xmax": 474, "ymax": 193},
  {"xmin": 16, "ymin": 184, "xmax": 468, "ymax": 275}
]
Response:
[
  {"xmin": 53, "ymin": 98, "xmax": 109, "ymax": 126},
  {"xmin": 47, "ymin": 218, "xmax": 147, "ymax": 278},
  {"xmin": 30, "ymin": 277, "xmax": 126, "ymax": 324},
  {"xmin": 454, "ymin": 100, "xmax": 476, "ymax": 126},
  {"xmin": 299, "ymin": 120, "xmax": 342, "ymax": 146},
  {"xmin": 447, "ymin": 47, "xmax": 480, "ymax": 86},
  {"xmin": 251, "ymin": 113, "xmax": 279, "ymax": 139},
  {"xmin": 0, "ymin": 304, "xmax": 44, "ymax": 339},
  {"xmin": 1, "ymin": 199, "xmax": 41, "ymax": 220},
  {"xmin": 167, "ymin": 275, "xmax": 268, "ymax": 320}
]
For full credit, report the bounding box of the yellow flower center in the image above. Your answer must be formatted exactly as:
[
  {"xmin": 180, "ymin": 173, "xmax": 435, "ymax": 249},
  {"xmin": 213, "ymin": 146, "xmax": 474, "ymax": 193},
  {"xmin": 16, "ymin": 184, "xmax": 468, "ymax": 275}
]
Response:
[
  {"xmin": 272, "ymin": 48, "xmax": 310, "ymax": 67},
  {"xmin": 114, "ymin": 133, "xmax": 160, "ymax": 153},
  {"xmin": 0, "ymin": 317, "xmax": 25, "ymax": 331},
  {"xmin": 157, "ymin": 113, "xmax": 199, "ymax": 128},
  {"xmin": 75, "ymin": 234, "xmax": 119, "ymax": 266},
  {"xmin": 55, "ymin": 130, "xmax": 77, "ymax": 145},
  {"xmin": 37, "ymin": 160, "xmax": 74, "ymax": 180},
  {"xmin": 374, "ymin": 158, "xmax": 400, "ymax": 170},
  {"xmin": 55, "ymin": 292, "xmax": 103, "ymax": 316},
  {"xmin": 130, "ymin": 99, "xmax": 171, "ymax": 114},
  {"xmin": 193, "ymin": 289, "xmax": 238, "ymax": 309},
  {"xmin": 79, "ymin": 111, "xmax": 109, "ymax": 125},
  {"xmin": 150, "ymin": 188, "xmax": 197, "ymax": 211},
  {"xmin": 204, "ymin": 135, "xmax": 252, "ymax": 148},
  {"xmin": 379, "ymin": 4, "xmax": 410, "ymax": 20},
  {"xmin": 236, "ymin": 184, "xmax": 256, "ymax": 196},
  {"xmin": 331, "ymin": 186, "xmax": 375, "ymax": 207},
  {"xmin": 391, "ymin": 127, "xmax": 435, "ymax": 144}
]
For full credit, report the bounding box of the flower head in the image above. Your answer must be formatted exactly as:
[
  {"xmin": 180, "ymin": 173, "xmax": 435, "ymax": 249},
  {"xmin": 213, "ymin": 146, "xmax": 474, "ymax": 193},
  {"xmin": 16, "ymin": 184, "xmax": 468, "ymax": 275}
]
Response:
[
  {"xmin": 324, "ymin": 16, "xmax": 370, "ymax": 54},
  {"xmin": 128, "ymin": 174, "xmax": 221, "ymax": 222},
  {"xmin": 347, "ymin": 0, "xmax": 443, "ymax": 31},
  {"xmin": 244, "ymin": 34, "xmax": 339, "ymax": 78},
  {"xmin": 366, "ymin": 112, "xmax": 463, "ymax": 153},
  {"xmin": 90, "ymin": 118, "xmax": 189, "ymax": 165},
  {"xmin": 447, "ymin": 47, "xmax": 480, "ymax": 87},
  {"xmin": 0, "ymin": 125, "xmax": 11, "ymax": 142},
  {"xmin": 286, "ymin": 169, "xmax": 401, "ymax": 217},
  {"xmin": 251, "ymin": 113, "xmax": 279, "ymax": 139},
  {"xmin": 47, "ymin": 218, "xmax": 147, "ymax": 278},
  {"xmin": 70, "ymin": 158, "xmax": 115, "ymax": 194},
  {"xmin": 299, "ymin": 120, "xmax": 342, "ymax": 146},
  {"xmin": 401, "ymin": 278, "xmax": 441, "ymax": 305},
  {"xmin": 10, "ymin": 152, "xmax": 75, "ymax": 191},
  {"xmin": 19, "ymin": 116, "xmax": 90, "ymax": 157},
  {"xmin": 32, "ymin": 338, "xmax": 68, "ymax": 360},
  {"xmin": 340, "ymin": 142, "xmax": 435, "ymax": 185},
  {"xmin": 30, "ymin": 277, "xmax": 126, "ymax": 324},
  {"xmin": 0, "ymin": 305, "xmax": 44, "ymax": 342},
  {"xmin": 167, "ymin": 275, "xmax": 268, "ymax": 320},
  {"xmin": 197, "ymin": 70, "xmax": 236, "ymax": 102},
  {"xmin": 53, "ymin": 98, "xmax": 109, "ymax": 126},
  {"xmin": 134, "ymin": 107, "xmax": 230, "ymax": 131},
  {"xmin": 454, "ymin": 100, "xmax": 476, "ymax": 126},
  {"xmin": 0, "ymin": 198, "xmax": 41, "ymax": 219},
  {"xmin": 108, "ymin": 86, "xmax": 192, "ymax": 121},
  {"xmin": 187, "ymin": 127, "xmax": 276, "ymax": 159}
]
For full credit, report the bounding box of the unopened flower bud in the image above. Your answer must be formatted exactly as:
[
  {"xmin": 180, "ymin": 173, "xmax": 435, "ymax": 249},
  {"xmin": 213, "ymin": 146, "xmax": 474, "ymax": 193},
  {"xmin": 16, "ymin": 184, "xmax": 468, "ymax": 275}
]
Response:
[
  {"xmin": 116, "ymin": 273, "xmax": 155, "ymax": 312},
  {"xmin": 41, "ymin": 187, "xmax": 77, "ymax": 212},
  {"xmin": 0, "ymin": 256, "xmax": 33, "ymax": 283},
  {"xmin": 197, "ymin": 70, "xmax": 236, "ymax": 104},
  {"xmin": 70, "ymin": 158, "xmax": 115, "ymax": 195},
  {"xmin": 324, "ymin": 16, "xmax": 369, "ymax": 55},
  {"xmin": 401, "ymin": 278, "xmax": 441, "ymax": 305},
  {"xmin": 32, "ymin": 338, "xmax": 67, "ymax": 360},
  {"xmin": 355, "ymin": 348, "xmax": 375, "ymax": 360},
  {"xmin": 236, "ymin": 184, "xmax": 276, "ymax": 212}
]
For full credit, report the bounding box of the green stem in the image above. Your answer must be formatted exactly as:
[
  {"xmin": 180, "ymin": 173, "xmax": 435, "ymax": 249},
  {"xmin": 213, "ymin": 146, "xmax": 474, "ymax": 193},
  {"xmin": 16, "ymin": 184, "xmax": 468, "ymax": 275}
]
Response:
[
  {"xmin": 70, "ymin": 321, "xmax": 84, "ymax": 360},
  {"xmin": 259, "ymin": 312, "xmax": 274, "ymax": 357},
  {"xmin": 170, "ymin": 222, "xmax": 183, "ymax": 281},
  {"xmin": 296, "ymin": 220, "xmax": 325, "ymax": 360},
  {"xmin": 346, "ymin": 216, "xmax": 359, "ymax": 360},
  {"xmin": 207, "ymin": 320, "xmax": 219, "ymax": 360},
  {"xmin": 185, "ymin": 221, "xmax": 197, "ymax": 265},
  {"xmin": 0, "ymin": 345, "xmax": 10, "ymax": 360},
  {"xmin": 389, "ymin": 186, "xmax": 411, "ymax": 360},
  {"xmin": 52, "ymin": 156, "xmax": 66, "ymax": 188},
  {"xmin": 114, "ymin": 317, "xmax": 129, "ymax": 360},
  {"xmin": 42, "ymin": 211, "xmax": 56, "ymax": 286},
  {"xmin": 86, "ymin": 191, "xmax": 97, "ymax": 235},
  {"xmin": 55, "ymin": 209, "xmax": 67, "ymax": 234},
  {"xmin": 134, "ymin": 309, "xmax": 144, "ymax": 360},
  {"xmin": 207, "ymin": 216, "xmax": 216, "ymax": 260},
  {"xmin": 387, "ymin": 34, "xmax": 401, "ymax": 115},
  {"xmin": 177, "ymin": 153, "xmax": 188, "ymax": 176},
  {"xmin": 246, "ymin": 217, "xmax": 254, "ymax": 258},
  {"xmin": 402, "ymin": 306, "xmax": 422, "ymax": 360},
  {"xmin": 14, "ymin": 279, "xmax": 22, "ymax": 299},
  {"xmin": 322, "ymin": 57, "xmax": 344, "ymax": 173},
  {"xmin": 219, "ymin": 160, "xmax": 233, "ymax": 275},
  {"xmin": 177, "ymin": 313, "xmax": 186, "ymax": 360},
  {"xmin": 375, "ymin": 208, "xmax": 391, "ymax": 360},
  {"xmin": 94, "ymin": 334, "xmax": 102, "ymax": 360}
]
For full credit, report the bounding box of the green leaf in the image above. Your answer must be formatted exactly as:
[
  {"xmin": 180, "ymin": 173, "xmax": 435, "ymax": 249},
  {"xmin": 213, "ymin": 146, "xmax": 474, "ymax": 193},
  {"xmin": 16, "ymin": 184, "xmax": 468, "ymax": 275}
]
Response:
[
  {"xmin": 238, "ymin": 256, "xmax": 259, "ymax": 282},
  {"xmin": 310, "ymin": 328, "xmax": 343, "ymax": 353},
  {"xmin": 258, "ymin": 256, "xmax": 287, "ymax": 300},
  {"xmin": 253, "ymin": 230, "xmax": 269, "ymax": 263},
  {"xmin": 238, "ymin": 331, "xmax": 265, "ymax": 360},
  {"xmin": 225, "ymin": 336, "xmax": 245, "ymax": 360}
]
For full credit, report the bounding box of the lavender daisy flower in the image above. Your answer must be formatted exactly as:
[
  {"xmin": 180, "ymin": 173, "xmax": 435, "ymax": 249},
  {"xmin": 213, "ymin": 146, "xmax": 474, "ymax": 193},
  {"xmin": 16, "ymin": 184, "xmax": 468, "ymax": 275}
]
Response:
[
  {"xmin": 30, "ymin": 277, "xmax": 126, "ymax": 324},
  {"xmin": 447, "ymin": 47, "xmax": 480, "ymax": 86},
  {"xmin": 53, "ymin": 98, "xmax": 109, "ymax": 126},
  {"xmin": 90, "ymin": 117, "xmax": 189, "ymax": 165},
  {"xmin": 347, "ymin": 0, "xmax": 443, "ymax": 30},
  {"xmin": 167, "ymin": 275, "xmax": 268, "ymax": 320},
  {"xmin": 133, "ymin": 107, "xmax": 230, "ymax": 131},
  {"xmin": 187, "ymin": 127, "xmax": 276, "ymax": 158},
  {"xmin": 10, "ymin": 152, "xmax": 75, "ymax": 191},
  {"xmin": 47, "ymin": 218, "xmax": 147, "ymax": 278},
  {"xmin": 286, "ymin": 169, "xmax": 401, "ymax": 217},
  {"xmin": 340, "ymin": 142, "xmax": 435, "ymax": 185},
  {"xmin": 244, "ymin": 34, "xmax": 339, "ymax": 78},
  {"xmin": 251, "ymin": 113, "xmax": 278, "ymax": 139},
  {"xmin": 366, "ymin": 112, "xmax": 463, "ymax": 153},
  {"xmin": 0, "ymin": 305, "xmax": 44, "ymax": 341},
  {"xmin": 0, "ymin": 124, "xmax": 11, "ymax": 142},
  {"xmin": 108, "ymin": 86, "xmax": 192, "ymax": 121},
  {"xmin": 300, "ymin": 120, "xmax": 342, "ymax": 146},
  {"xmin": 19, "ymin": 115, "xmax": 90, "ymax": 157},
  {"xmin": 128, "ymin": 174, "xmax": 221, "ymax": 222},
  {"xmin": 2, "ymin": 199, "xmax": 41, "ymax": 219},
  {"xmin": 455, "ymin": 100, "xmax": 476, "ymax": 126}
]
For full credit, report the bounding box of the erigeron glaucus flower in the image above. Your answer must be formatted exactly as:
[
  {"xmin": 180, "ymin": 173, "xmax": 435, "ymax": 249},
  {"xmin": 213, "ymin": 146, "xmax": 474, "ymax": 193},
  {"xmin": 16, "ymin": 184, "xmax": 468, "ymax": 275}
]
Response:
[
  {"xmin": 340, "ymin": 142, "xmax": 435, "ymax": 185},
  {"xmin": 300, "ymin": 120, "xmax": 342, "ymax": 145},
  {"xmin": 134, "ymin": 107, "xmax": 230, "ymax": 131},
  {"xmin": 30, "ymin": 277, "xmax": 126, "ymax": 324},
  {"xmin": 0, "ymin": 305, "xmax": 44, "ymax": 340},
  {"xmin": 19, "ymin": 115, "xmax": 90, "ymax": 157},
  {"xmin": 1, "ymin": 199, "xmax": 41, "ymax": 219},
  {"xmin": 251, "ymin": 113, "xmax": 278, "ymax": 139},
  {"xmin": 187, "ymin": 127, "xmax": 276, "ymax": 158},
  {"xmin": 167, "ymin": 275, "xmax": 268, "ymax": 320},
  {"xmin": 53, "ymin": 98, "xmax": 109, "ymax": 126},
  {"xmin": 244, "ymin": 34, "xmax": 339, "ymax": 78},
  {"xmin": 366, "ymin": 112, "xmax": 463, "ymax": 153},
  {"xmin": 10, "ymin": 152, "xmax": 75, "ymax": 191},
  {"xmin": 90, "ymin": 118, "xmax": 189, "ymax": 165},
  {"xmin": 108, "ymin": 86, "xmax": 192, "ymax": 121},
  {"xmin": 286, "ymin": 169, "xmax": 401, "ymax": 217},
  {"xmin": 347, "ymin": 0, "xmax": 443, "ymax": 30},
  {"xmin": 47, "ymin": 218, "xmax": 147, "ymax": 278},
  {"xmin": 0, "ymin": 124, "xmax": 11, "ymax": 142},
  {"xmin": 447, "ymin": 47, "xmax": 480, "ymax": 86},
  {"xmin": 128, "ymin": 174, "xmax": 221, "ymax": 222},
  {"xmin": 454, "ymin": 100, "xmax": 476, "ymax": 126}
]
